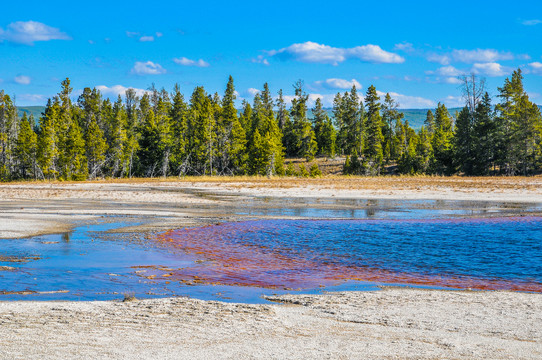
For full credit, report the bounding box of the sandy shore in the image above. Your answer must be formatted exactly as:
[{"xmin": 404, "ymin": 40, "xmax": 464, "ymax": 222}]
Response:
[
  {"xmin": 0, "ymin": 288, "xmax": 540, "ymax": 359},
  {"xmin": 1, "ymin": 176, "xmax": 542, "ymax": 239},
  {"xmin": 1, "ymin": 177, "xmax": 541, "ymax": 358}
]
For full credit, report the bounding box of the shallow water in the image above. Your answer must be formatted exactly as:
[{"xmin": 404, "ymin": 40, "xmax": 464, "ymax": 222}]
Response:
[
  {"xmin": 157, "ymin": 217, "xmax": 542, "ymax": 293},
  {"xmin": 1, "ymin": 199, "xmax": 541, "ymax": 302}
]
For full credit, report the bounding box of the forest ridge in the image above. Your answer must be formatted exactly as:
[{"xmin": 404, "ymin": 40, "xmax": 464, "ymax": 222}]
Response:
[{"xmin": 0, "ymin": 69, "xmax": 541, "ymax": 181}]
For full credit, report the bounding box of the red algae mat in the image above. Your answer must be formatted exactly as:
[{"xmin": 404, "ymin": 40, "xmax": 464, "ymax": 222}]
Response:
[{"xmin": 154, "ymin": 218, "xmax": 542, "ymax": 292}]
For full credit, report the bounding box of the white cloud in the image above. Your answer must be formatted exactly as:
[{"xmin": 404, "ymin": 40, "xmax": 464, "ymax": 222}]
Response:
[
  {"xmin": 376, "ymin": 90, "xmax": 435, "ymax": 109},
  {"xmin": 522, "ymin": 19, "xmax": 542, "ymax": 26},
  {"xmin": 434, "ymin": 65, "xmax": 464, "ymax": 77},
  {"xmin": 426, "ymin": 53, "xmax": 451, "ymax": 65},
  {"xmin": 314, "ymin": 78, "xmax": 361, "ymax": 90},
  {"xmin": 126, "ymin": 31, "xmax": 139, "ymax": 38},
  {"xmin": 251, "ymin": 55, "xmax": 270, "ymax": 66},
  {"xmin": 427, "ymin": 49, "xmax": 517, "ymax": 64},
  {"xmin": 139, "ymin": 36, "xmax": 154, "ymax": 42},
  {"xmin": 529, "ymin": 62, "xmax": 542, "ymax": 74},
  {"xmin": 425, "ymin": 66, "xmax": 465, "ymax": 84},
  {"xmin": 452, "ymin": 49, "xmax": 514, "ymax": 63},
  {"xmin": 131, "ymin": 61, "xmax": 166, "ymax": 75},
  {"xmin": 245, "ymin": 88, "xmax": 260, "ymax": 97},
  {"xmin": 394, "ymin": 42, "xmax": 414, "ymax": 53},
  {"xmin": 14, "ymin": 75, "xmax": 31, "ymax": 85},
  {"xmin": 0, "ymin": 21, "xmax": 70, "ymax": 45},
  {"xmin": 471, "ymin": 62, "xmax": 512, "ymax": 77},
  {"xmin": 441, "ymin": 95, "xmax": 464, "ymax": 108},
  {"xmin": 156, "ymin": 32, "xmax": 163, "ymax": 38},
  {"xmin": 173, "ymin": 57, "xmax": 210, "ymax": 67},
  {"xmin": 267, "ymin": 41, "xmax": 404, "ymax": 65},
  {"xmin": 95, "ymin": 85, "xmax": 149, "ymax": 98},
  {"xmin": 18, "ymin": 93, "xmax": 46, "ymax": 104}
]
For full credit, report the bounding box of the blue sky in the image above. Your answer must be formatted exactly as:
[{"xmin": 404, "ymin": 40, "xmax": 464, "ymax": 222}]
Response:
[{"xmin": 1, "ymin": 0, "xmax": 541, "ymax": 108}]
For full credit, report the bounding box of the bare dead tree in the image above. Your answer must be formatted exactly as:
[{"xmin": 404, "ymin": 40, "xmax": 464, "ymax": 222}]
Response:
[{"xmin": 460, "ymin": 73, "xmax": 486, "ymax": 115}]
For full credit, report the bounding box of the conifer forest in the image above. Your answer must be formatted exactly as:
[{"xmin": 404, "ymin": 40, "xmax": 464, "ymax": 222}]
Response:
[{"xmin": 0, "ymin": 69, "xmax": 541, "ymax": 181}]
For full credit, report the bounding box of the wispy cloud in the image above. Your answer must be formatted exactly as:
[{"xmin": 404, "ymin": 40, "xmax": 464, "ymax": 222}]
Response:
[
  {"xmin": 427, "ymin": 48, "xmax": 517, "ymax": 65},
  {"xmin": 139, "ymin": 36, "xmax": 154, "ymax": 42},
  {"xmin": 14, "ymin": 75, "xmax": 31, "ymax": 85},
  {"xmin": 18, "ymin": 93, "xmax": 46, "ymax": 104},
  {"xmin": 95, "ymin": 85, "xmax": 150, "ymax": 98},
  {"xmin": 425, "ymin": 66, "xmax": 465, "ymax": 84},
  {"xmin": 266, "ymin": 41, "xmax": 404, "ymax": 65},
  {"xmin": 251, "ymin": 55, "xmax": 269, "ymax": 66},
  {"xmin": 394, "ymin": 42, "xmax": 414, "ymax": 53},
  {"xmin": 471, "ymin": 62, "xmax": 512, "ymax": 77},
  {"xmin": 131, "ymin": 61, "xmax": 166, "ymax": 75},
  {"xmin": 173, "ymin": 57, "xmax": 210, "ymax": 67},
  {"xmin": 522, "ymin": 19, "xmax": 542, "ymax": 26},
  {"xmin": 376, "ymin": 90, "xmax": 435, "ymax": 109},
  {"xmin": 0, "ymin": 21, "xmax": 70, "ymax": 45},
  {"xmin": 313, "ymin": 78, "xmax": 361, "ymax": 90},
  {"xmin": 528, "ymin": 62, "xmax": 542, "ymax": 75}
]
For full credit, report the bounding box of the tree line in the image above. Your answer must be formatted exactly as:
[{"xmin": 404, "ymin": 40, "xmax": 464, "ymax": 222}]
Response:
[{"xmin": 0, "ymin": 69, "xmax": 541, "ymax": 181}]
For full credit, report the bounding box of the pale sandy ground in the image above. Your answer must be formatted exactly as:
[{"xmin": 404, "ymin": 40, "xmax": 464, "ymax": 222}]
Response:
[
  {"xmin": 1, "ymin": 178, "xmax": 541, "ymax": 359},
  {"xmin": 0, "ymin": 288, "xmax": 540, "ymax": 359}
]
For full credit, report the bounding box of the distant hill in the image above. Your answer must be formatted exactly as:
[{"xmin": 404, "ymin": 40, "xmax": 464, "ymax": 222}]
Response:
[
  {"xmin": 17, "ymin": 106, "xmax": 45, "ymax": 120},
  {"xmin": 15, "ymin": 105, "xmax": 541, "ymax": 131}
]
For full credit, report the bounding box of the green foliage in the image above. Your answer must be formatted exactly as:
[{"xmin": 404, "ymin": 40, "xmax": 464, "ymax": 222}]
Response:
[
  {"xmin": 2, "ymin": 73, "xmax": 541, "ymax": 181},
  {"xmin": 363, "ymin": 85, "xmax": 384, "ymax": 174},
  {"xmin": 309, "ymin": 163, "xmax": 322, "ymax": 177},
  {"xmin": 290, "ymin": 81, "xmax": 317, "ymax": 160},
  {"xmin": 298, "ymin": 163, "xmax": 309, "ymax": 177}
]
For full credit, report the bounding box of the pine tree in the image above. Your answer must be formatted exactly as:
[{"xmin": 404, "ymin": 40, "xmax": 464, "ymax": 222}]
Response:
[
  {"xmin": 15, "ymin": 113, "xmax": 38, "ymax": 179},
  {"xmin": 124, "ymin": 88, "xmax": 140, "ymax": 178},
  {"xmin": 381, "ymin": 93, "xmax": 403, "ymax": 162},
  {"xmin": 37, "ymin": 98, "xmax": 60, "ymax": 179},
  {"xmin": 312, "ymin": 98, "xmax": 336, "ymax": 157},
  {"xmin": 169, "ymin": 84, "xmax": 189, "ymax": 176},
  {"xmin": 431, "ymin": 103, "xmax": 454, "ymax": 175},
  {"xmin": 471, "ymin": 93, "xmax": 496, "ymax": 175},
  {"xmin": 188, "ymin": 86, "xmax": 215, "ymax": 175},
  {"xmin": 137, "ymin": 94, "xmax": 163, "ymax": 177},
  {"xmin": 248, "ymin": 85, "xmax": 283, "ymax": 176},
  {"xmin": 106, "ymin": 96, "xmax": 129, "ymax": 177},
  {"xmin": 415, "ymin": 126, "xmax": 433, "ymax": 173},
  {"xmin": 363, "ymin": 85, "xmax": 384, "ymax": 174},
  {"xmin": 496, "ymin": 69, "xmax": 542, "ymax": 175},
  {"xmin": 453, "ymin": 106, "xmax": 473, "ymax": 175},
  {"xmin": 424, "ymin": 110, "xmax": 435, "ymax": 135},
  {"xmin": 0, "ymin": 92, "xmax": 18, "ymax": 180},
  {"xmin": 290, "ymin": 80, "xmax": 317, "ymax": 160}
]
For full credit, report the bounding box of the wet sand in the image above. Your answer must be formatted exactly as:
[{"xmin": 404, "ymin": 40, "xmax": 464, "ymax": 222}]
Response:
[{"xmin": 1, "ymin": 178, "xmax": 541, "ymax": 358}]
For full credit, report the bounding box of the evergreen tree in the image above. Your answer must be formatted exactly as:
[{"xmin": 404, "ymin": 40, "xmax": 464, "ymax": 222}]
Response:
[
  {"xmin": 37, "ymin": 98, "xmax": 60, "ymax": 179},
  {"xmin": 496, "ymin": 69, "xmax": 542, "ymax": 175},
  {"xmin": 381, "ymin": 93, "xmax": 404, "ymax": 162},
  {"xmin": 16, "ymin": 113, "xmax": 38, "ymax": 179},
  {"xmin": 290, "ymin": 80, "xmax": 317, "ymax": 160},
  {"xmin": 431, "ymin": 103, "xmax": 454, "ymax": 175},
  {"xmin": 471, "ymin": 93, "xmax": 496, "ymax": 175},
  {"xmin": 312, "ymin": 98, "xmax": 336, "ymax": 157},
  {"xmin": 424, "ymin": 110, "xmax": 435, "ymax": 134},
  {"xmin": 0, "ymin": 92, "xmax": 18, "ymax": 180},
  {"xmin": 170, "ymin": 84, "xmax": 189, "ymax": 176},
  {"xmin": 249, "ymin": 85, "xmax": 283, "ymax": 175},
  {"xmin": 188, "ymin": 86, "xmax": 215, "ymax": 174},
  {"xmin": 137, "ymin": 94, "xmax": 163, "ymax": 177},
  {"xmin": 363, "ymin": 85, "xmax": 384, "ymax": 174},
  {"xmin": 453, "ymin": 106, "xmax": 473, "ymax": 175}
]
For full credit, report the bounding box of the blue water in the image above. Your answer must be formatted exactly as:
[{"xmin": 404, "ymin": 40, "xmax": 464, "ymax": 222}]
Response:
[
  {"xmin": 1, "ymin": 214, "xmax": 541, "ymax": 302},
  {"xmin": 160, "ymin": 217, "xmax": 542, "ymax": 292}
]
